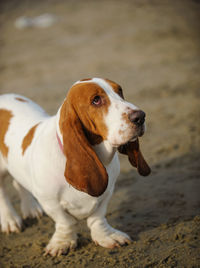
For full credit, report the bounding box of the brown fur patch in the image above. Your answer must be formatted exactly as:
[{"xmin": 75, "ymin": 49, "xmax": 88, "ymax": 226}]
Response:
[
  {"xmin": 105, "ymin": 79, "xmax": 124, "ymax": 99},
  {"xmin": 58, "ymin": 81, "xmax": 111, "ymax": 196},
  {"xmin": 80, "ymin": 78, "xmax": 92, "ymax": 81},
  {"xmin": 22, "ymin": 123, "xmax": 40, "ymax": 155},
  {"xmin": 0, "ymin": 109, "xmax": 13, "ymax": 158},
  {"xmin": 60, "ymin": 82, "xmax": 110, "ymax": 144},
  {"xmin": 15, "ymin": 97, "xmax": 28, "ymax": 103},
  {"xmin": 122, "ymin": 112, "xmax": 131, "ymax": 123}
]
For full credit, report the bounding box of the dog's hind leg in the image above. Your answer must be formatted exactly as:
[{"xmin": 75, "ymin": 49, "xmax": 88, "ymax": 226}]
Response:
[
  {"xmin": 13, "ymin": 181, "xmax": 43, "ymax": 219},
  {"xmin": 0, "ymin": 156, "xmax": 22, "ymax": 233}
]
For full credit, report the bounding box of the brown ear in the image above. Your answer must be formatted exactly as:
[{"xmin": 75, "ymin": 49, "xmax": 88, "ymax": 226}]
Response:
[
  {"xmin": 59, "ymin": 100, "xmax": 108, "ymax": 197},
  {"xmin": 118, "ymin": 138, "xmax": 151, "ymax": 176}
]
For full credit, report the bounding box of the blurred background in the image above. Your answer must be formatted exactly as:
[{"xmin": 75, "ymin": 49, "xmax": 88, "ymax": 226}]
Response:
[
  {"xmin": 0, "ymin": 0, "xmax": 200, "ymax": 166},
  {"xmin": 0, "ymin": 0, "xmax": 200, "ymax": 267}
]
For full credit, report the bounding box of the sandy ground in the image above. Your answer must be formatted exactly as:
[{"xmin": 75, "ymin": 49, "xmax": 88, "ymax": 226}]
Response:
[{"xmin": 0, "ymin": 0, "xmax": 200, "ymax": 267}]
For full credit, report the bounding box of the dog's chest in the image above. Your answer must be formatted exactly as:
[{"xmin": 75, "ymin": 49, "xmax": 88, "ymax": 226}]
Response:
[
  {"xmin": 60, "ymin": 193, "xmax": 100, "ymax": 220},
  {"xmin": 59, "ymin": 178, "xmax": 111, "ymax": 220},
  {"xmin": 59, "ymin": 153, "xmax": 120, "ymax": 220}
]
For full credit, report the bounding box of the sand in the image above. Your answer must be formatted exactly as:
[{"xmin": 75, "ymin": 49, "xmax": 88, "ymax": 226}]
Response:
[{"xmin": 0, "ymin": 0, "xmax": 200, "ymax": 267}]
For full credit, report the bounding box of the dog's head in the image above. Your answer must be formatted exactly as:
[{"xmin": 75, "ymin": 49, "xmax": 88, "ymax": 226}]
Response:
[{"xmin": 58, "ymin": 78, "xmax": 151, "ymax": 196}]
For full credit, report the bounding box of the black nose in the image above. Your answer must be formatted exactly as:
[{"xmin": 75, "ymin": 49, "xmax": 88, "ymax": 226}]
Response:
[{"xmin": 128, "ymin": 110, "xmax": 146, "ymax": 126}]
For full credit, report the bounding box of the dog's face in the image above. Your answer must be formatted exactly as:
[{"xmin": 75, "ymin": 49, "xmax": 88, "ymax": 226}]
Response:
[
  {"xmin": 99, "ymin": 78, "xmax": 146, "ymax": 147},
  {"xmin": 59, "ymin": 78, "xmax": 150, "ymax": 197},
  {"xmin": 66, "ymin": 78, "xmax": 146, "ymax": 147}
]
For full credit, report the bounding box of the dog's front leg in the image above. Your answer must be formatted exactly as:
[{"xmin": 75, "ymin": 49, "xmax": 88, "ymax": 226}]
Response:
[
  {"xmin": 87, "ymin": 193, "xmax": 132, "ymax": 249},
  {"xmin": 39, "ymin": 198, "xmax": 77, "ymax": 256}
]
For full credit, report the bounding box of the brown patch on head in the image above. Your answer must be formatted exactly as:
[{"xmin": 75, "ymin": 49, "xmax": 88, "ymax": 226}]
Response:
[
  {"xmin": 122, "ymin": 112, "xmax": 132, "ymax": 126},
  {"xmin": 105, "ymin": 79, "xmax": 124, "ymax": 99},
  {"xmin": 80, "ymin": 78, "xmax": 92, "ymax": 82},
  {"xmin": 118, "ymin": 129, "xmax": 123, "ymax": 136},
  {"xmin": 15, "ymin": 97, "xmax": 28, "ymax": 103},
  {"xmin": 60, "ymin": 82, "xmax": 110, "ymax": 144},
  {"xmin": 118, "ymin": 129, "xmax": 126, "ymax": 142},
  {"xmin": 0, "ymin": 109, "xmax": 13, "ymax": 158},
  {"xmin": 58, "ymin": 81, "xmax": 110, "ymax": 196},
  {"xmin": 22, "ymin": 123, "xmax": 40, "ymax": 155}
]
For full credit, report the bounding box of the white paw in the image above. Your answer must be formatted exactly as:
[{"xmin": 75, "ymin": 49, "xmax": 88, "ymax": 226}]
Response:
[
  {"xmin": 21, "ymin": 197, "xmax": 43, "ymax": 219},
  {"xmin": 92, "ymin": 229, "xmax": 132, "ymax": 249},
  {"xmin": 44, "ymin": 233, "xmax": 77, "ymax": 257},
  {"xmin": 0, "ymin": 210, "xmax": 22, "ymax": 234}
]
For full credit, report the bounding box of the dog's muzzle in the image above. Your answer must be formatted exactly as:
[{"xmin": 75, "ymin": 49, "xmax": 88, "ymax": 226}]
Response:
[{"xmin": 128, "ymin": 110, "xmax": 146, "ymax": 127}]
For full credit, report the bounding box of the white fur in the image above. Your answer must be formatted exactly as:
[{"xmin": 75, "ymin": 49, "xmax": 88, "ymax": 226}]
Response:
[{"xmin": 0, "ymin": 79, "xmax": 142, "ymax": 256}]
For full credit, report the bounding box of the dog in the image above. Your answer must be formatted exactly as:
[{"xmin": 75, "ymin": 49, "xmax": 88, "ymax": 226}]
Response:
[{"xmin": 0, "ymin": 78, "xmax": 151, "ymax": 256}]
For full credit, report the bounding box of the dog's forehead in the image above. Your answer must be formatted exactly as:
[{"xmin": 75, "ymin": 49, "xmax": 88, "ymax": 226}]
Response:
[
  {"xmin": 70, "ymin": 80, "xmax": 106, "ymax": 98},
  {"xmin": 73, "ymin": 78, "xmax": 122, "ymax": 99}
]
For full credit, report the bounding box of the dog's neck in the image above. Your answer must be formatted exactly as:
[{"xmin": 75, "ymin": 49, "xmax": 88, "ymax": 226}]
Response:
[
  {"xmin": 56, "ymin": 132, "xmax": 64, "ymax": 153},
  {"xmin": 82, "ymin": 127, "xmax": 116, "ymax": 166},
  {"xmin": 93, "ymin": 140, "xmax": 117, "ymax": 166},
  {"xmin": 56, "ymin": 131, "xmax": 116, "ymax": 167}
]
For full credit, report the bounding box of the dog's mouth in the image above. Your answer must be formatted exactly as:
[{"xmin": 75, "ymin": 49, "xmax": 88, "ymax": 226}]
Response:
[
  {"xmin": 130, "ymin": 133, "xmax": 141, "ymax": 142},
  {"xmin": 111, "ymin": 123, "xmax": 145, "ymax": 147},
  {"xmin": 138, "ymin": 126, "xmax": 145, "ymax": 137},
  {"xmin": 131, "ymin": 124, "xmax": 145, "ymax": 139}
]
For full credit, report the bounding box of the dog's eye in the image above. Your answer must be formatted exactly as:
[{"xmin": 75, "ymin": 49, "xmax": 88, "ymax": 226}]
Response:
[{"xmin": 92, "ymin": 96, "xmax": 102, "ymax": 106}]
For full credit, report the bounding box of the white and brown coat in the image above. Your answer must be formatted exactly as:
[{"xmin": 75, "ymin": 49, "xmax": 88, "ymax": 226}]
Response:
[{"xmin": 0, "ymin": 78, "xmax": 150, "ymax": 256}]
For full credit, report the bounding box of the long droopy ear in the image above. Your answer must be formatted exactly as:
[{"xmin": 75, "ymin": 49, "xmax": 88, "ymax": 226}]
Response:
[
  {"xmin": 59, "ymin": 100, "xmax": 108, "ymax": 197},
  {"xmin": 118, "ymin": 138, "xmax": 151, "ymax": 176}
]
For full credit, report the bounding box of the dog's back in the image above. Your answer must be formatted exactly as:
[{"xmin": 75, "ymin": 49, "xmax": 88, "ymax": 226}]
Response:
[{"xmin": 0, "ymin": 94, "xmax": 49, "ymax": 188}]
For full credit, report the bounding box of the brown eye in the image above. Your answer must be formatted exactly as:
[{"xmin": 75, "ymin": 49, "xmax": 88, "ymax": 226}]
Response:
[{"xmin": 92, "ymin": 96, "xmax": 102, "ymax": 106}]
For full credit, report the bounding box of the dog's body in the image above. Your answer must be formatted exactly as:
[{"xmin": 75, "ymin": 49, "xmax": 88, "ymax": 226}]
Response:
[{"xmin": 0, "ymin": 78, "xmax": 150, "ymax": 256}]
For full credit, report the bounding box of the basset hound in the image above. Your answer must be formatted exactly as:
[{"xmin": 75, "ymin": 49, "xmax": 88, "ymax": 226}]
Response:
[{"xmin": 0, "ymin": 78, "xmax": 151, "ymax": 256}]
